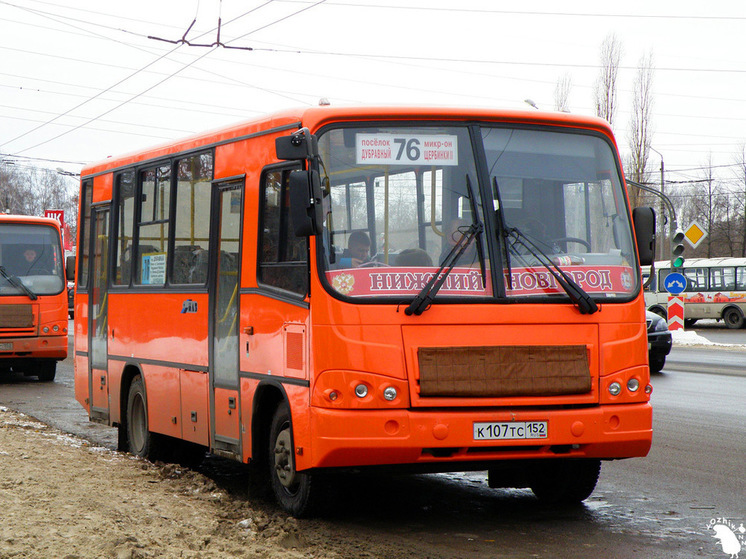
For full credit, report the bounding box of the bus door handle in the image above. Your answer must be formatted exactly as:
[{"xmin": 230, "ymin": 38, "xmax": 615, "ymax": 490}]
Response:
[
  {"xmin": 228, "ymin": 397, "xmax": 236, "ymax": 411},
  {"xmin": 99, "ymin": 374, "xmax": 106, "ymax": 387}
]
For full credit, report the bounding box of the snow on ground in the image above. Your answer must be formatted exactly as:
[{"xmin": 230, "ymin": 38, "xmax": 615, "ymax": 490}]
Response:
[{"xmin": 671, "ymin": 329, "xmax": 742, "ymax": 347}]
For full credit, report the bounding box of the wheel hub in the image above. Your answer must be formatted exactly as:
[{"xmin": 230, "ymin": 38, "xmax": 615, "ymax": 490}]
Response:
[{"xmin": 273, "ymin": 428, "xmax": 296, "ymax": 488}]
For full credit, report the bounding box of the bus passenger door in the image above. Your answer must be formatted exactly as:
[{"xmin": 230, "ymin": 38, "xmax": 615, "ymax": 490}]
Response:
[
  {"xmin": 209, "ymin": 181, "xmax": 243, "ymax": 458},
  {"xmin": 88, "ymin": 206, "xmax": 110, "ymax": 423}
]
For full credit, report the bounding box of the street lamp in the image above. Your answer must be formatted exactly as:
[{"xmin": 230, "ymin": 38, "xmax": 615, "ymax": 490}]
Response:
[
  {"xmin": 524, "ymin": 99, "xmax": 539, "ymax": 110},
  {"xmin": 649, "ymin": 146, "xmax": 665, "ymax": 260}
]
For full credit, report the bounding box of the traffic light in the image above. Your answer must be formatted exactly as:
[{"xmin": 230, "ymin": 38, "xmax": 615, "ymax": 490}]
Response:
[{"xmin": 671, "ymin": 228, "xmax": 685, "ymax": 269}]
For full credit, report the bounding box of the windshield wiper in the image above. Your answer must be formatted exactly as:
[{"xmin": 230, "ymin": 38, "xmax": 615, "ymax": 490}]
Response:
[
  {"xmin": 404, "ymin": 220, "xmax": 483, "ymax": 316},
  {"xmin": 506, "ymin": 227, "xmax": 598, "ymax": 315},
  {"xmin": 405, "ymin": 175, "xmax": 485, "ymax": 316},
  {"xmin": 0, "ymin": 266, "xmax": 37, "ymax": 300}
]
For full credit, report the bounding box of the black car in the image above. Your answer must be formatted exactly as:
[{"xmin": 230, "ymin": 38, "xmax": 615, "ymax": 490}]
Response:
[
  {"xmin": 646, "ymin": 310, "xmax": 672, "ymax": 373},
  {"xmin": 67, "ymin": 281, "xmax": 74, "ymax": 318}
]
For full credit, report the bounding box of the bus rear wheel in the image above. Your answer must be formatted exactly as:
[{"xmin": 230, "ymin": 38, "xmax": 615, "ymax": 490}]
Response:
[
  {"xmin": 126, "ymin": 375, "xmax": 160, "ymax": 460},
  {"xmin": 530, "ymin": 459, "xmax": 601, "ymax": 504},
  {"xmin": 268, "ymin": 401, "xmax": 318, "ymax": 517},
  {"xmin": 723, "ymin": 307, "xmax": 744, "ymax": 329}
]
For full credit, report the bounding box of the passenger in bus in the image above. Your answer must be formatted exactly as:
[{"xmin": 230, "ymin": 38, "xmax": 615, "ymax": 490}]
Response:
[
  {"xmin": 337, "ymin": 231, "xmax": 371, "ymax": 268},
  {"xmin": 395, "ymin": 248, "xmax": 433, "ymax": 267},
  {"xmin": 21, "ymin": 248, "xmax": 55, "ymax": 275}
]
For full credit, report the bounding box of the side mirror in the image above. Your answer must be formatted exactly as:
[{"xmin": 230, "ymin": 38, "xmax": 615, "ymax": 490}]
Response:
[
  {"xmin": 289, "ymin": 170, "xmax": 323, "ymax": 237},
  {"xmin": 633, "ymin": 206, "xmax": 656, "ymax": 266},
  {"xmin": 65, "ymin": 255, "xmax": 75, "ymax": 281},
  {"xmin": 276, "ymin": 128, "xmax": 318, "ymax": 161}
]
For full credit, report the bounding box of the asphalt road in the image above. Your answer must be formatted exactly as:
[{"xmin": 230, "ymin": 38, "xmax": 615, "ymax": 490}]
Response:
[{"xmin": 0, "ymin": 323, "xmax": 744, "ymax": 558}]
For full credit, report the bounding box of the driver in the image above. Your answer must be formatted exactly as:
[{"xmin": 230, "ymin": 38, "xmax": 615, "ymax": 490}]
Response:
[{"xmin": 338, "ymin": 231, "xmax": 371, "ymax": 268}]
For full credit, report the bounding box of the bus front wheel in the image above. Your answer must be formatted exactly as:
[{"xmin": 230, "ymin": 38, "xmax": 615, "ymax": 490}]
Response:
[
  {"xmin": 268, "ymin": 401, "xmax": 318, "ymax": 517},
  {"xmin": 723, "ymin": 307, "xmax": 744, "ymax": 329},
  {"xmin": 530, "ymin": 459, "xmax": 601, "ymax": 504},
  {"xmin": 35, "ymin": 360, "xmax": 56, "ymax": 382}
]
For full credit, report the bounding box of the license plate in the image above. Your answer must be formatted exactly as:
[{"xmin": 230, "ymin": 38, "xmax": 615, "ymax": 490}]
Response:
[
  {"xmin": 0, "ymin": 342, "xmax": 12, "ymax": 351},
  {"xmin": 473, "ymin": 421, "xmax": 548, "ymax": 440}
]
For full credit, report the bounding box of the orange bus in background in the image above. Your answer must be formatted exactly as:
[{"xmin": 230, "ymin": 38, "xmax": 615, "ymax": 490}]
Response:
[
  {"xmin": 74, "ymin": 106, "xmax": 656, "ymax": 516},
  {"xmin": 0, "ymin": 214, "xmax": 69, "ymax": 381}
]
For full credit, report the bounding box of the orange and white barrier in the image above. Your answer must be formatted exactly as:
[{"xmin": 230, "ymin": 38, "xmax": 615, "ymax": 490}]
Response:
[{"xmin": 667, "ymin": 296, "xmax": 684, "ymax": 330}]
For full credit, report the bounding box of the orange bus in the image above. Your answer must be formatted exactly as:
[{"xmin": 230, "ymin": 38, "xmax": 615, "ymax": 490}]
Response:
[
  {"xmin": 0, "ymin": 214, "xmax": 69, "ymax": 381},
  {"xmin": 74, "ymin": 106, "xmax": 656, "ymax": 516}
]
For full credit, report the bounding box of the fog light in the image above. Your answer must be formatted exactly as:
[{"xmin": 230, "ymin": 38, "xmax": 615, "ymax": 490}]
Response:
[
  {"xmin": 608, "ymin": 382, "xmax": 622, "ymax": 396},
  {"xmin": 383, "ymin": 386, "xmax": 397, "ymax": 401},
  {"xmin": 42, "ymin": 326, "xmax": 49, "ymax": 333},
  {"xmin": 328, "ymin": 391, "xmax": 339, "ymax": 401},
  {"xmin": 627, "ymin": 378, "xmax": 640, "ymax": 392},
  {"xmin": 645, "ymin": 384, "xmax": 653, "ymax": 394},
  {"xmin": 354, "ymin": 384, "xmax": 368, "ymax": 398}
]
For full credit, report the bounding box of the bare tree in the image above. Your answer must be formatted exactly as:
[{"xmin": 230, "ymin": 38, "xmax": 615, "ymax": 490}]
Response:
[
  {"xmin": 593, "ymin": 34, "xmax": 623, "ymax": 125},
  {"xmin": 682, "ymin": 155, "xmax": 726, "ymax": 258},
  {"xmin": 733, "ymin": 145, "xmax": 746, "ymax": 256},
  {"xmin": 626, "ymin": 51, "xmax": 655, "ymax": 209},
  {"xmin": 553, "ymin": 73, "xmax": 572, "ymax": 112},
  {"xmin": 0, "ymin": 163, "xmax": 78, "ymax": 245}
]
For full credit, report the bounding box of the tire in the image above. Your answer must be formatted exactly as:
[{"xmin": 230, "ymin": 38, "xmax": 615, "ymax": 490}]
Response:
[
  {"xmin": 35, "ymin": 360, "xmax": 56, "ymax": 382},
  {"xmin": 649, "ymin": 356, "xmax": 665, "ymax": 374},
  {"xmin": 530, "ymin": 459, "xmax": 601, "ymax": 504},
  {"xmin": 723, "ymin": 307, "xmax": 744, "ymax": 329},
  {"xmin": 268, "ymin": 401, "xmax": 318, "ymax": 517},
  {"xmin": 684, "ymin": 318, "xmax": 697, "ymax": 328},
  {"xmin": 126, "ymin": 375, "xmax": 162, "ymax": 460}
]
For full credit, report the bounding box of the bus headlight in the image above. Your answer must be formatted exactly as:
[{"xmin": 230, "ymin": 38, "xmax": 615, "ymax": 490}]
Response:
[
  {"xmin": 383, "ymin": 387, "xmax": 397, "ymax": 401},
  {"xmin": 608, "ymin": 382, "xmax": 622, "ymax": 396},
  {"xmin": 354, "ymin": 384, "xmax": 369, "ymax": 398},
  {"xmin": 627, "ymin": 378, "xmax": 640, "ymax": 392}
]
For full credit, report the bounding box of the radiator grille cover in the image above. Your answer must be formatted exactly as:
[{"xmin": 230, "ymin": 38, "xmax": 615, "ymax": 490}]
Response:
[
  {"xmin": 418, "ymin": 345, "xmax": 591, "ymax": 397},
  {"xmin": 0, "ymin": 305, "xmax": 34, "ymax": 329}
]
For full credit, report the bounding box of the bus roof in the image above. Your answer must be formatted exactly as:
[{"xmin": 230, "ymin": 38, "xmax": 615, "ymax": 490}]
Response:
[
  {"xmin": 80, "ymin": 105, "xmax": 618, "ymax": 178},
  {"xmin": 0, "ymin": 214, "xmax": 62, "ymax": 230}
]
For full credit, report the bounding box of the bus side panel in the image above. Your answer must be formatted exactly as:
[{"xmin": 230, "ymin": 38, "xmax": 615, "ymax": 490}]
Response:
[
  {"xmin": 73, "ymin": 297, "xmax": 89, "ymax": 413},
  {"xmin": 142, "ymin": 364, "xmax": 181, "ymax": 439},
  {"xmin": 180, "ymin": 370, "xmax": 209, "ymax": 446},
  {"xmin": 107, "ymin": 293, "xmax": 209, "ymax": 367}
]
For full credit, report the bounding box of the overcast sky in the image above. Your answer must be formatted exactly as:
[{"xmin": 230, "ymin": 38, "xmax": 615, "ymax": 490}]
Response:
[{"xmin": 1, "ymin": 0, "xmax": 745, "ymax": 190}]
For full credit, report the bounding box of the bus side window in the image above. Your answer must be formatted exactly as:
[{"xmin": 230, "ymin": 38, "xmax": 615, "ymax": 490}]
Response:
[
  {"xmin": 738, "ymin": 267, "xmax": 746, "ymax": 290},
  {"xmin": 113, "ymin": 170, "xmax": 136, "ymax": 286},
  {"xmin": 258, "ymin": 166, "xmax": 308, "ymax": 296},
  {"xmin": 171, "ymin": 152, "xmax": 213, "ymax": 285},
  {"xmin": 135, "ymin": 165, "xmax": 171, "ymax": 286}
]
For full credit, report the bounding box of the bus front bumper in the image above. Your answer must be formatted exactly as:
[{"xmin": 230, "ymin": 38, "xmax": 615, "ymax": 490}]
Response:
[
  {"xmin": 0, "ymin": 335, "xmax": 67, "ymax": 360},
  {"xmin": 306, "ymin": 403, "xmax": 652, "ymax": 470}
]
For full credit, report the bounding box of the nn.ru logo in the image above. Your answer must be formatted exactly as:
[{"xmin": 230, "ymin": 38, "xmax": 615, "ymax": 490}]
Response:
[{"xmin": 708, "ymin": 517, "xmax": 745, "ymax": 558}]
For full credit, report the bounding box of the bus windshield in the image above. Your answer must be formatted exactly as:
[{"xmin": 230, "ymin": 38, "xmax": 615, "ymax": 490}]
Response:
[
  {"xmin": 317, "ymin": 123, "xmax": 638, "ymax": 302},
  {"xmin": 0, "ymin": 223, "xmax": 65, "ymax": 296}
]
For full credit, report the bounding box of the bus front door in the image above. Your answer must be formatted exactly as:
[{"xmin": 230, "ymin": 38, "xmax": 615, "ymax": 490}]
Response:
[
  {"xmin": 88, "ymin": 206, "xmax": 110, "ymax": 423},
  {"xmin": 209, "ymin": 182, "xmax": 243, "ymax": 458}
]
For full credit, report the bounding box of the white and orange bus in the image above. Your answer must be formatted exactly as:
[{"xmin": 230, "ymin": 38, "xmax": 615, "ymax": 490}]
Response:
[
  {"xmin": 74, "ymin": 106, "xmax": 656, "ymax": 516},
  {"xmin": 0, "ymin": 214, "xmax": 70, "ymax": 381}
]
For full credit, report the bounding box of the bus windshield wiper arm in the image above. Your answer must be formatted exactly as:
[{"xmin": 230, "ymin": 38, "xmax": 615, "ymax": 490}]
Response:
[
  {"xmin": 0, "ymin": 266, "xmax": 37, "ymax": 300},
  {"xmin": 405, "ymin": 220, "xmax": 483, "ymax": 316},
  {"xmin": 465, "ymin": 174, "xmax": 487, "ymax": 285},
  {"xmin": 507, "ymin": 227, "xmax": 597, "ymax": 315},
  {"xmin": 405, "ymin": 175, "xmax": 485, "ymax": 316}
]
